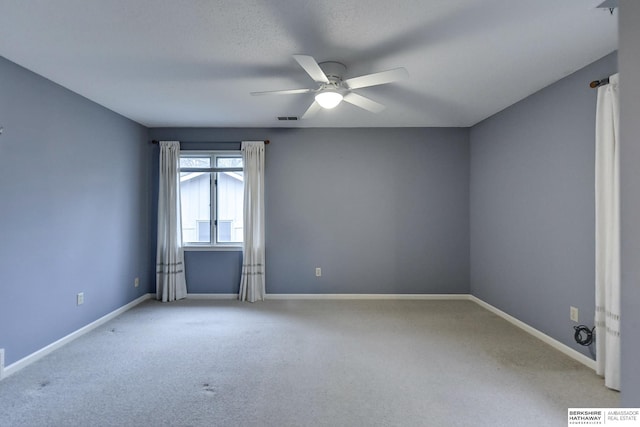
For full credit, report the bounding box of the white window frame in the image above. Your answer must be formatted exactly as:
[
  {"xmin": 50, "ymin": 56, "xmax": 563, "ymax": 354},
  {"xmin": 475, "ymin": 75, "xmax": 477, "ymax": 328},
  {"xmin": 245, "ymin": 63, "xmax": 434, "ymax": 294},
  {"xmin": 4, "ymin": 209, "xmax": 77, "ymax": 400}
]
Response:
[{"xmin": 179, "ymin": 151, "xmax": 243, "ymax": 251}]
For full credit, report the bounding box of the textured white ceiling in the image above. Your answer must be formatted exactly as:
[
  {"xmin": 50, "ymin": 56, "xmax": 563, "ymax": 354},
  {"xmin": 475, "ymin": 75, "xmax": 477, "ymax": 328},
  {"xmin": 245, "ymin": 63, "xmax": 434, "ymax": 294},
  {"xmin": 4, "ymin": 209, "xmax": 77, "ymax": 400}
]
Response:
[{"xmin": 0, "ymin": 0, "xmax": 617, "ymax": 127}]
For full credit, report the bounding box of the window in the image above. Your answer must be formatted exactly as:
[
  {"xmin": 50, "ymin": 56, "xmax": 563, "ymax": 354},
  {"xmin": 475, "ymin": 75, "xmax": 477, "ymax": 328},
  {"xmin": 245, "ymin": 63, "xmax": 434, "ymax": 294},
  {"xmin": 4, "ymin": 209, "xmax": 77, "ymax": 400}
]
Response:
[{"xmin": 179, "ymin": 152, "xmax": 244, "ymax": 247}]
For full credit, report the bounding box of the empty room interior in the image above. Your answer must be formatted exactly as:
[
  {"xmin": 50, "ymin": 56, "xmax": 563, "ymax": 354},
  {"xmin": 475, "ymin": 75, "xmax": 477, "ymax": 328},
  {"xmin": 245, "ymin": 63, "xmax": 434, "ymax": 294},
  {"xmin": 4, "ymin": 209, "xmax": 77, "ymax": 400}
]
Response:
[{"xmin": 2, "ymin": 1, "xmax": 640, "ymax": 425}]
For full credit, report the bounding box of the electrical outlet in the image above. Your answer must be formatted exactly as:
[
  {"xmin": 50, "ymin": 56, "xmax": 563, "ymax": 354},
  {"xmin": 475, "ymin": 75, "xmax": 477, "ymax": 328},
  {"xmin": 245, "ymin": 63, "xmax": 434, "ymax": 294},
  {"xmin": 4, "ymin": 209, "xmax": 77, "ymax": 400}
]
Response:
[
  {"xmin": 77, "ymin": 292, "xmax": 84, "ymax": 306},
  {"xmin": 134, "ymin": 277, "xmax": 139, "ymax": 288},
  {"xmin": 315, "ymin": 267, "xmax": 322, "ymax": 277},
  {"xmin": 570, "ymin": 306, "xmax": 579, "ymax": 322}
]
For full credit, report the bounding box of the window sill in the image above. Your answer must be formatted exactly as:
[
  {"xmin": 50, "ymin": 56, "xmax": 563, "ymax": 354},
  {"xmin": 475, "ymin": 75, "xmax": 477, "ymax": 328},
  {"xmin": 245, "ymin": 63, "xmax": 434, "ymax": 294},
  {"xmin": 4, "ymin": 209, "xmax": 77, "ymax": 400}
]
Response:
[{"xmin": 183, "ymin": 245, "xmax": 243, "ymax": 252}]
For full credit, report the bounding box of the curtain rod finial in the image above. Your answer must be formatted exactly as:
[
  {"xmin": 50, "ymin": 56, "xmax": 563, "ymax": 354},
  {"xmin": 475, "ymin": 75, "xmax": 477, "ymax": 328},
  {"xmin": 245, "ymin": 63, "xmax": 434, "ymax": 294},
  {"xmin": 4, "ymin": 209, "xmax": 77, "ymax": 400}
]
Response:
[{"xmin": 590, "ymin": 78, "xmax": 610, "ymax": 89}]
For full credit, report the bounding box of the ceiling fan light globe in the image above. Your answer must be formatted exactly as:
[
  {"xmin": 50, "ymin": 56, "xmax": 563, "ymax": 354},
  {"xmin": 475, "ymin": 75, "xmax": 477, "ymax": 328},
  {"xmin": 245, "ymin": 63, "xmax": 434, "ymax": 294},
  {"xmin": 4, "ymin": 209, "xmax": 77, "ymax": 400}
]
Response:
[{"xmin": 315, "ymin": 91, "xmax": 343, "ymax": 109}]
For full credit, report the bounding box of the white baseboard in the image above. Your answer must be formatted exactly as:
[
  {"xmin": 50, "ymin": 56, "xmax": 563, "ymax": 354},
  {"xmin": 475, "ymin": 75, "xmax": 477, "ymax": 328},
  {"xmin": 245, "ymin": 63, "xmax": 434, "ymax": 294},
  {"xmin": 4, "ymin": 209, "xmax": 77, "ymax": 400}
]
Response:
[
  {"xmin": 265, "ymin": 293, "xmax": 470, "ymax": 300},
  {"xmin": 1, "ymin": 293, "xmax": 153, "ymax": 380},
  {"xmin": 187, "ymin": 293, "xmax": 469, "ymax": 300},
  {"xmin": 468, "ymin": 295, "xmax": 596, "ymax": 371},
  {"xmin": 187, "ymin": 293, "xmax": 239, "ymax": 300}
]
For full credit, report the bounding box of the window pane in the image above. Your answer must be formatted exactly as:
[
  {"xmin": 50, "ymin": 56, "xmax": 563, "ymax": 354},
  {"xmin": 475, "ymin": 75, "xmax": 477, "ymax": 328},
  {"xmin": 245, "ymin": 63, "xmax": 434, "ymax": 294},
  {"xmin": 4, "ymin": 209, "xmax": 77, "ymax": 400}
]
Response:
[
  {"xmin": 180, "ymin": 156, "xmax": 211, "ymax": 168},
  {"xmin": 216, "ymin": 156, "xmax": 243, "ymax": 168},
  {"xmin": 217, "ymin": 220, "xmax": 232, "ymax": 242},
  {"xmin": 180, "ymin": 171, "xmax": 211, "ymax": 243},
  {"xmin": 197, "ymin": 220, "xmax": 210, "ymax": 242},
  {"xmin": 216, "ymin": 171, "xmax": 244, "ymax": 243}
]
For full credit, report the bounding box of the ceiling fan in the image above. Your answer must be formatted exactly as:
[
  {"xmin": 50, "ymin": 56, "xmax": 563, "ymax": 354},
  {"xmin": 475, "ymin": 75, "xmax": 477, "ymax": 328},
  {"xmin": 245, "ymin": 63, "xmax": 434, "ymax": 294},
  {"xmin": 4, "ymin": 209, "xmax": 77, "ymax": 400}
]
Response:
[{"xmin": 250, "ymin": 55, "xmax": 408, "ymax": 119}]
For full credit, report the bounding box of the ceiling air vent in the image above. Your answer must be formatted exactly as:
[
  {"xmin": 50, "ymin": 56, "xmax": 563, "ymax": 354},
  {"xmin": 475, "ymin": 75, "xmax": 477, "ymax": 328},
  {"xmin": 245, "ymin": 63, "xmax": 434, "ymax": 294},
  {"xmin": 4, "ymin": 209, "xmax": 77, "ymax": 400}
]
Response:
[{"xmin": 277, "ymin": 116, "xmax": 298, "ymax": 121}]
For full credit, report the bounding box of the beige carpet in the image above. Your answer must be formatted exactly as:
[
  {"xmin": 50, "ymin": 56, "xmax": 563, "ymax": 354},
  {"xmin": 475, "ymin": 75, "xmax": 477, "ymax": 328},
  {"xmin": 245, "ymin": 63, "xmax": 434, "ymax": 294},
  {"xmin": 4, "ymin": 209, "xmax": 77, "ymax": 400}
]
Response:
[{"xmin": 0, "ymin": 299, "xmax": 618, "ymax": 426}]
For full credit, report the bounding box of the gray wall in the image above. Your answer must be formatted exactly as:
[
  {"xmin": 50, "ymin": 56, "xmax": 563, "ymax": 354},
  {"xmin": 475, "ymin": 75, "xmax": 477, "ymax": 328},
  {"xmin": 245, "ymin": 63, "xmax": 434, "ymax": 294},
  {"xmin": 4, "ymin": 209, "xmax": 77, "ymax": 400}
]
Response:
[
  {"xmin": 469, "ymin": 52, "xmax": 618, "ymax": 358},
  {"xmin": 619, "ymin": 0, "xmax": 640, "ymax": 406},
  {"xmin": 0, "ymin": 57, "xmax": 152, "ymax": 366},
  {"xmin": 149, "ymin": 127, "xmax": 470, "ymax": 295}
]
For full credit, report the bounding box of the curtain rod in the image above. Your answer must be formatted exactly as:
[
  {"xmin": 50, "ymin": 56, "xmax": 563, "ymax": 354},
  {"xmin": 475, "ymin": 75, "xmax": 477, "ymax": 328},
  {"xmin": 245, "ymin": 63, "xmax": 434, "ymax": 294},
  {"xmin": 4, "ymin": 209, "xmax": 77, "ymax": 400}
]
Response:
[
  {"xmin": 590, "ymin": 78, "xmax": 610, "ymax": 89},
  {"xmin": 151, "ymin": 140, "xmax": 269, "ymax": 145}
]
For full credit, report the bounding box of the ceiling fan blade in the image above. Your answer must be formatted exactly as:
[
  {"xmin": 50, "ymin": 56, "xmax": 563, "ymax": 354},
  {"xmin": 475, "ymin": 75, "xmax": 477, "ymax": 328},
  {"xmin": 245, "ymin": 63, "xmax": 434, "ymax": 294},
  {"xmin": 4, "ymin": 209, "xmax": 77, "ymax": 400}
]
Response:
[
  {"xmin": 343, "ymin": 67, "xmax": 408, "ymax": 89},
  {"xmin": 343, "ymin": 92, "xmax": 386, "ymax": 113},
  {"xmin": 301, "ymin": 101, "xmax": 322, "ymax": 119},
  {"xmin": 293, "ymin": 55, "xmax": 330, "ymax": 84},
  {"xmin": 250, "ymin": 88, "xmax": 312, "ymax": 96}
]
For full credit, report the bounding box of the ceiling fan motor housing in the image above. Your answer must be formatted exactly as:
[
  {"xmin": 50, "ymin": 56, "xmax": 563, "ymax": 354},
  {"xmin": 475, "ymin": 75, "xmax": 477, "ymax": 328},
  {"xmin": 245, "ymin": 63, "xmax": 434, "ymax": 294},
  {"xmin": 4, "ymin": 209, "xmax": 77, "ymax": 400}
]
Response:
[{"xmin": 319, "ymin": 61, "xmax": 347, "ymax": 83}]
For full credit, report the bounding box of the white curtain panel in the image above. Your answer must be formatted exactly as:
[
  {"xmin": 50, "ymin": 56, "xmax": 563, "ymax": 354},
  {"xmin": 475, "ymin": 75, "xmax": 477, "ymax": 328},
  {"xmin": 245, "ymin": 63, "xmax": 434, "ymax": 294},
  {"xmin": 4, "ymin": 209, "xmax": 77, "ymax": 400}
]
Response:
[
  {"xmin": 595, "ymin": 73, "xmax": 620, "ymax": 391},
  {"xmin": 156, "ymin": 141, "xmax": 187, "ymax": 302},
  {"xmin": 238, "ymin": 141, "xmax": 266, "ymax": 302}
]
